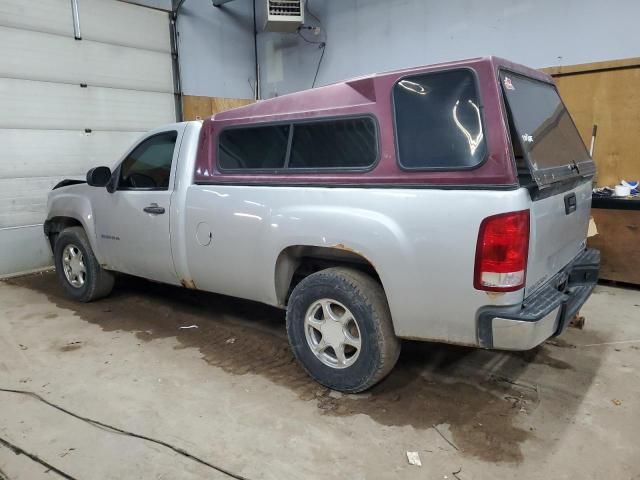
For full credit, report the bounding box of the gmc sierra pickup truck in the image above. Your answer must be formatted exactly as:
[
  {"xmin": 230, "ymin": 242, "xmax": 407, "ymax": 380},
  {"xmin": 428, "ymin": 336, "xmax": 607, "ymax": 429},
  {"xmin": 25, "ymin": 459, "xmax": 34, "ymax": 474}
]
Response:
[{"xmin": 45, "ymin": 57, "xmax": 600, "ymax": 392}]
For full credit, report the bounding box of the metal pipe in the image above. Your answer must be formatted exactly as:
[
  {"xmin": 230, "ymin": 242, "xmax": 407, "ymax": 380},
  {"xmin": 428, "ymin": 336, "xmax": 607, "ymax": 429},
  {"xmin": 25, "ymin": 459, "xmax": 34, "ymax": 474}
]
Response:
[
  {"xmin": 256, "ymin": 63, "xmax": 261, "ymax": 101},
  {"xmin": 252, "ymin": 0, "xmax": 260, "ymax": 100},
  {"xmin": 172, "ymin": 0, "xmax": 186, "ymax": 12},
  {"xmin": 170, "ymin": 10, "xmax": 183, "ymax": 122},
  {"xmin": 70, "ymin": 0, "xmax": 81, "ymax": 40}
]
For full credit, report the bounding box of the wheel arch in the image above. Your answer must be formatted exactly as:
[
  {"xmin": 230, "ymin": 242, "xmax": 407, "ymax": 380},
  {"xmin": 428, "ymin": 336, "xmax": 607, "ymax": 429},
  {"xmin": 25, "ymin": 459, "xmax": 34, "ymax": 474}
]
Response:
[
  {"xmin": 44, "ymin": 192, "xmax": 101, "ymax": 262},
  {"xmin": 274, "ymin": 244, "xmax": 386, "ymax": 308},
  {"xmin": 44, "ymin": 216, "xmax": 83, "ymax": 250}
]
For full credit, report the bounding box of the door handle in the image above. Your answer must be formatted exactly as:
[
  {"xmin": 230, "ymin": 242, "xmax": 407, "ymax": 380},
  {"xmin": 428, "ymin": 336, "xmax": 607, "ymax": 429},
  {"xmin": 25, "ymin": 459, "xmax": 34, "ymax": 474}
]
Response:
[
  {"xmin": 564, "ymin": 193, "xmax": 577, "ymax": 215},
  {"xmin": 143, "ymin": 203, "xmax": 165, "ymax": 215}
]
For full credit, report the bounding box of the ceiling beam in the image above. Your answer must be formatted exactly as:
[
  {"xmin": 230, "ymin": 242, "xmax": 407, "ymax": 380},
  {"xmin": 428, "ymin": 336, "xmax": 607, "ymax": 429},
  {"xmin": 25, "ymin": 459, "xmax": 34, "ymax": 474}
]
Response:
[
  {"xmin": 212, "ymin": 0, "xmax": 238, "ymax": 6},
  {"xmin": 116, "ymin": 0, "xmax": 173, "ymax": 12}
]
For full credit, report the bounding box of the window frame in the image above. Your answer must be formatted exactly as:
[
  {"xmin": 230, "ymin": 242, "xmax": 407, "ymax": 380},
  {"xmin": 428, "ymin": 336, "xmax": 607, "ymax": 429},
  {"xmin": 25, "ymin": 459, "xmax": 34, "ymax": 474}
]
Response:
[
  {"xmin": 391, "ymin": 67, "xmax": 490, "ymax": 172},
  {"xmin": 216, "ymin": 114, "xmax": 381, "ymax": 174},
  {"xmin": 497, "ymin": 67, "xmax": 595, "ymax": 187},
  {"xmin": 113, "ymin": 130, "xmax": 179, "ymax": 192}
]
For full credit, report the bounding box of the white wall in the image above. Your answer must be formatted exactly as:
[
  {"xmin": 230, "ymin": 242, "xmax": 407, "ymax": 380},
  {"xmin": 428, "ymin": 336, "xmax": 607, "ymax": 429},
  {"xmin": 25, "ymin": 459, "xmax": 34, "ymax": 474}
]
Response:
[
  {"xmin": 258, "ymin": 0, "xmax": 640, "ymax": 97},
  {"xmin": 176, "ymin": 0, "xmax": 256, "ymax": 98}
]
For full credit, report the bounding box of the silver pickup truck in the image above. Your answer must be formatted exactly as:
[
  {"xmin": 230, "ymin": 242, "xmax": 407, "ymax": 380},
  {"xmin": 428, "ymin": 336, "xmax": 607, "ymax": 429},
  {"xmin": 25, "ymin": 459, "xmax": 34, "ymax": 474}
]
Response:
[{"xmin": 45, "ymin": 57, "xmax": 599, "ymax": 392}]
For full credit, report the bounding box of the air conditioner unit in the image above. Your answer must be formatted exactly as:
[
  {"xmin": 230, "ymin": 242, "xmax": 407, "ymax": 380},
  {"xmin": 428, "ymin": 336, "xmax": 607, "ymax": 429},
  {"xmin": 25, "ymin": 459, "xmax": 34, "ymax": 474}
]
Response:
[{"xmin": 264, "ymin": 0, "xmax": 304, "ymax": 33}]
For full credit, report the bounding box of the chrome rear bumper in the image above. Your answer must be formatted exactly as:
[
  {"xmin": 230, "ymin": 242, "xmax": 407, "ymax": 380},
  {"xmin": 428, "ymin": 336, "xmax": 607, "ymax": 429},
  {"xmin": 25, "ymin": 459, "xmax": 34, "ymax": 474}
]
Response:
[{"xmin": 478, "ymin": 249, "xmax": 600, "ymax": 351}]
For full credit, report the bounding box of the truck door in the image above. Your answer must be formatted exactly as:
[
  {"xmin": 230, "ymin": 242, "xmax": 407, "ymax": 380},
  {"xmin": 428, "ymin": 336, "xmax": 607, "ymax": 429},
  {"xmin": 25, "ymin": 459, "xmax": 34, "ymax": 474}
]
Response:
[{"xmin": 91, "ymin": 127, "xmax": 184, "ymax": 285}]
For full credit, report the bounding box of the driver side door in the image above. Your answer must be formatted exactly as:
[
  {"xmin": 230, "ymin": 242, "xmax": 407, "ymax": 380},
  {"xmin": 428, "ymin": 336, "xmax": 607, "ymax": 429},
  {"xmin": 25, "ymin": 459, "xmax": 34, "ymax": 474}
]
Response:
[{"xmin": 91, "ymin": 128, "xmax": 182, "ymax": 285}]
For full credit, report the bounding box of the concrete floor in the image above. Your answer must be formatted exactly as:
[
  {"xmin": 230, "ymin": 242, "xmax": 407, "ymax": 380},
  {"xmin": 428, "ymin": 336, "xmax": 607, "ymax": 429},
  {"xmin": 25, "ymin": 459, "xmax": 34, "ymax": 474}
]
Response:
[{"xmin": 0, "ymin": 272, "xmax": 638, "ymax": 480}]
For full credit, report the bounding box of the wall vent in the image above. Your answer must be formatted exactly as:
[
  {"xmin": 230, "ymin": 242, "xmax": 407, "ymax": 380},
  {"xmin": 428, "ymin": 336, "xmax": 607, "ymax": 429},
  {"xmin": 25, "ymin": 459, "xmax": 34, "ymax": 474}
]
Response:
[{"xmin": 264, "ymin": 0, "xmax": 304, "ymax": 33}]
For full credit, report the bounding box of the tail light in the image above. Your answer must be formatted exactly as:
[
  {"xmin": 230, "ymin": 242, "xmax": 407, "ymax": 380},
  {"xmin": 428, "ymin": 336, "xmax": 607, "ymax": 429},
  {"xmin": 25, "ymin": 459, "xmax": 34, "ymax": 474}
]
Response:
[{"xmin": 474, "ymin": 210, "xmax": 530, "ymax": 292}]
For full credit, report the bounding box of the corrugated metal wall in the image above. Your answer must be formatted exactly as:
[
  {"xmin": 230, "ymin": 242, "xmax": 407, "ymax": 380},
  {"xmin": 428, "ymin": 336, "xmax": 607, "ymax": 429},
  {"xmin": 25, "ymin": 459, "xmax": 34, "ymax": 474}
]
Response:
[{"xmin": 0, "ymin": 0, "xmax": 176, "ymax": 276}]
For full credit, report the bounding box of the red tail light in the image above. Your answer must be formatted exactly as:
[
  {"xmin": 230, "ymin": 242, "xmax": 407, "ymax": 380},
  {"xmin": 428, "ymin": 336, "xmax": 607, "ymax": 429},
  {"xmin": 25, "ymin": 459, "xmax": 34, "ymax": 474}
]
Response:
[{"xmin": 474, "ymin": 210, "xmax": 530, "ymax": 292}]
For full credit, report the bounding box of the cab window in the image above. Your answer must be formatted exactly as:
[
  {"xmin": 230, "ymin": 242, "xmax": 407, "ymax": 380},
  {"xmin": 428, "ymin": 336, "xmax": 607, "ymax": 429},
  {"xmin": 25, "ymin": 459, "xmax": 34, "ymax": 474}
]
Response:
[{"xmin": 118, "ymin": 131, "xmax": 178, "ymax": 190}]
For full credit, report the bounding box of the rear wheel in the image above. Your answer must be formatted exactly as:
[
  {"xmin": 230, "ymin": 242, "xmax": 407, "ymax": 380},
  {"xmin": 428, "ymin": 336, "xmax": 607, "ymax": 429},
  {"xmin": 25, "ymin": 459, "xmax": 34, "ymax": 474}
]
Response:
[
  {"xmin": 54, "ymin": 227, "xmax": 114, "ymax": 302},
  {"xmin": 286, "ymin": 267, "xmax": 400, "ymax": 393}
]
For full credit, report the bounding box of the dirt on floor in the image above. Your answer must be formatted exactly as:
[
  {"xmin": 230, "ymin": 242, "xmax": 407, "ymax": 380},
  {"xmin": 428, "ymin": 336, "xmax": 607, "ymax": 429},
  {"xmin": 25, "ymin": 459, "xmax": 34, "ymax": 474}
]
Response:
[{"xmin": 6, "ymin": 272, "xmax": 607, "ymax": 465}]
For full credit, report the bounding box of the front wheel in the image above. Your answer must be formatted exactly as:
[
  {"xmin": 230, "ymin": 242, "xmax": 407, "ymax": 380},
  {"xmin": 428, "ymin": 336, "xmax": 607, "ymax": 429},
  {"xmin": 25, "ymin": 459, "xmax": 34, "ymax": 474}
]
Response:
[
  {"xmin": 54, "ymin": 227, "xmax": 114, "ymax": 302},
  {"xmin": 286, "ymin": 267, "xmax": 401, "ymax": 393}
]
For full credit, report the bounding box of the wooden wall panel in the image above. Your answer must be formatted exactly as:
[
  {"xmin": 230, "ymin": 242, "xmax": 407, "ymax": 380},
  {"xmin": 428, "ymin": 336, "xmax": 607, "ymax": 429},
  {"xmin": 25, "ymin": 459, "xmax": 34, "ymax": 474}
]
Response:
[
  {"xmin": 182, "ymin": 95, "xmax": 214, "ymax": 121},
  {"xmin": 182, "ymin": 95, "xmax": 254, "ymax": 121},
  {"xmin": 211, "ymin": 97, "xmax": 255, "ymax": 114},
  {"xmin": 588, "ymin": 208, "xmax": 640, "ymax": 284},
  {"xmin": 542, "ymin": 58, "xmax": 640, "ymax": 187}
]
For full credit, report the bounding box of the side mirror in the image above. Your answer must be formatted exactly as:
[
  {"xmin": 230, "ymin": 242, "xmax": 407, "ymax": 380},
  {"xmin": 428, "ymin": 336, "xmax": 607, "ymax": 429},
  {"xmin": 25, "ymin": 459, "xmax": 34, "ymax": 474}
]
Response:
[{"xmin": 86, "ymin": 166, "xmax": 112, "ymax": 187}]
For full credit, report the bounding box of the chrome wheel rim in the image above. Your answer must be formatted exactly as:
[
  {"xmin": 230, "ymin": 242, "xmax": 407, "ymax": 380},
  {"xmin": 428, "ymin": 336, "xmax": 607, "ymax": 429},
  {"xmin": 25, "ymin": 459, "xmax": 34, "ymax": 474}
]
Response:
[
  {"xmin": 304, "ymin": 299, "xmax": 362, "ymax": 369},
  {"xmin": 62, "ymin": 244, "xmax": 86, "ymax": 288}
]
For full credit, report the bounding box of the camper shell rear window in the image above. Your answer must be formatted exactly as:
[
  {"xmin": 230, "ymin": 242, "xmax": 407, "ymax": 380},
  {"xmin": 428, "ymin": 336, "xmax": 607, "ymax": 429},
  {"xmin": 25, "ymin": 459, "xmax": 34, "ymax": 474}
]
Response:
[{"xmin": 499, "ymin": 70, "xmax": 595, "ymax": 186}]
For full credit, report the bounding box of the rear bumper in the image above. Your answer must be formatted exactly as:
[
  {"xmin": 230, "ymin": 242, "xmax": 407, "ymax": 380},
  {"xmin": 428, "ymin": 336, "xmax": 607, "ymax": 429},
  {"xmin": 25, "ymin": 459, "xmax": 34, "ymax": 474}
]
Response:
[{"xmin": 477, "ymin": 248, "xmax": 600, "ymax": 350}]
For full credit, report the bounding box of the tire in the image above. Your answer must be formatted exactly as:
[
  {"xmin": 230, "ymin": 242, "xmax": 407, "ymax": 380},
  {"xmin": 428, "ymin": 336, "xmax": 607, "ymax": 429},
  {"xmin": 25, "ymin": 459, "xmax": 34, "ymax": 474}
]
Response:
[
  {"xmin": 286, "ymin": 267, "xmax": 401, "ymax": 393},
  {"xmin": 54, "ymin": 226, "xmax": 114, "ymax": 302}
]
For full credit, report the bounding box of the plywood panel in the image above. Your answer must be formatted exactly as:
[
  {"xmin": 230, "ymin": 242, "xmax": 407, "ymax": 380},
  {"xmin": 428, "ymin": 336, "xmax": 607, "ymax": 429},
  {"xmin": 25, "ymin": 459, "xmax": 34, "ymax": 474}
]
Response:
[
  {"xmin": 1, "ymin": 27, "xmax": 173, "ymax": 93},
  {"xmin": 0, "ymin": 0, "xmax": 72, "ymax": 37},
  {"xmin": 0, "ymin": 129, "xmax": 143, "ymax": 179},
  {"xmin": 542, "ymin": 60, "xmax": 640, "ymax": 187},
  {"xmin": 0, "ymin": 78, "xmax": 175, "ymax": 131},
  {"xmin": 542, "ymin": 58, "xmax": 640, "ymax": 76},
  {"xmin": 81, "ymin": 0, "xmax": 171, "ymax": 53},
  {"xmin": 211, "ymin": 97, "xmax": 254, "ymax": 114},
  {"xmin": 588, "ymin": 208, "xmax": 640, "ymax": 284},
  {"xmin": 183, "ymin": 95, "xmax": 214, "ymax": 121},
  {"xmin": 182, "ymin": 95, "xmax": 254, "ymax": 120}
]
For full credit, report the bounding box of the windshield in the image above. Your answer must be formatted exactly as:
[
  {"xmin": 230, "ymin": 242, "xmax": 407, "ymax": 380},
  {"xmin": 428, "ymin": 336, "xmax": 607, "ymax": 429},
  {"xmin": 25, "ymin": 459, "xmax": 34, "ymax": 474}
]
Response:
[{"xmin": 500, "ymin": 71, "xmax": 595, "ymax": 186}]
